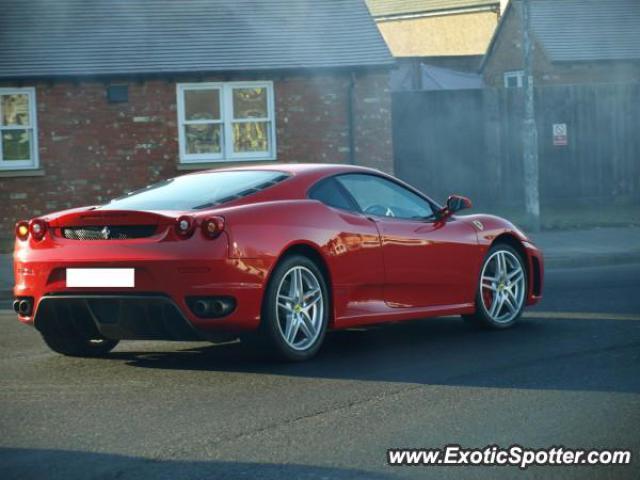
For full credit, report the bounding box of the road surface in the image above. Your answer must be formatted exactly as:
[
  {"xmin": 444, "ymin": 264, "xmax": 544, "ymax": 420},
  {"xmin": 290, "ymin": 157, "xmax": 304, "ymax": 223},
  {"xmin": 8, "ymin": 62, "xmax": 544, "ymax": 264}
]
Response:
[{"xmin": 1, "ymin": 263, "xmax": 639, "ymax": 479}]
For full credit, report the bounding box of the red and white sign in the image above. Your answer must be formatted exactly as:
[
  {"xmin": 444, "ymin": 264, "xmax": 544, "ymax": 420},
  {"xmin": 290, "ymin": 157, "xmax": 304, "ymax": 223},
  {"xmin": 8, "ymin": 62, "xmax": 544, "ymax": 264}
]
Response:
[{"xmin": 553, "ymin": 123, "xmax": 567, "ymax": 146}]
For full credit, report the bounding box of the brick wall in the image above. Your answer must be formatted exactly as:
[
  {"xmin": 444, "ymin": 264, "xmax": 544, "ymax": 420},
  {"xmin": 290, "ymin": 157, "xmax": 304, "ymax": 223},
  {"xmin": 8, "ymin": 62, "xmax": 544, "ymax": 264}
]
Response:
[
  {"xmin": 0, "ymin": 71, "xmax": 392, "ymax": 247},
  {"xmin": 482, "ymin": 3, "xmax": 640, "ymax": 87}
]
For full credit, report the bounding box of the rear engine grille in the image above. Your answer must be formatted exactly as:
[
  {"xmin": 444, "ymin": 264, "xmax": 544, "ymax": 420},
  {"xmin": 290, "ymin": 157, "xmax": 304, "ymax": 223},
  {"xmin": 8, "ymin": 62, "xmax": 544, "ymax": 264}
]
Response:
[{"xmin": 62, "ymin": 225, "xmax": 157, "ymax": 240}]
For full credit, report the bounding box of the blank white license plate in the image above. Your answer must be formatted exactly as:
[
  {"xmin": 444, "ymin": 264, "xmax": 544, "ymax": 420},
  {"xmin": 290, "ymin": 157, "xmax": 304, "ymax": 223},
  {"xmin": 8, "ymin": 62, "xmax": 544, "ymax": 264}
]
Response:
[{"xmin": 66, "ymin": 268, "xmax": 135, "ymax": 288}]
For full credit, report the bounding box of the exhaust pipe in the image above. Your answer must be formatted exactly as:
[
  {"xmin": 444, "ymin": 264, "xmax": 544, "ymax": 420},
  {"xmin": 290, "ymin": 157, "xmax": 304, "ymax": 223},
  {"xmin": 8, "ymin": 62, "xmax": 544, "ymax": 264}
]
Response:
[
  {"xmin": 16, "ymin": 299, "xmax": 33, "ymax": 316},
  {"xmin": 210, "ymin": 300, "xmax": 225, "ymax": 316},
  {"xmin": 187, "ymin": 296, "xmax": 236, "ymax": 318},
  {"xmin": 193, "ymin": 300, "xmax": 210, "ymax": 316}
]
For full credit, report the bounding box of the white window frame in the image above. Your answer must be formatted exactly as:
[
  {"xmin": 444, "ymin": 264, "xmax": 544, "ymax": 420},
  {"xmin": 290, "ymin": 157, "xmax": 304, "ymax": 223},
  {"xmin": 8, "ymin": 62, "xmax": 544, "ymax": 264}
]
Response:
[
  {"xmin": 0, "ymin": 87, "xmax": 39, "ymax": 170},
  {"xmin": 503, "ymin": 70, "xmax": 524, "ymax": 88},
  {"xmin": 177, "ymin": 83, "xmax": 224, "ymax": 163},
  {"xmin": 177, "ymin": 81, "xmax": 276, "ymax": 164}
]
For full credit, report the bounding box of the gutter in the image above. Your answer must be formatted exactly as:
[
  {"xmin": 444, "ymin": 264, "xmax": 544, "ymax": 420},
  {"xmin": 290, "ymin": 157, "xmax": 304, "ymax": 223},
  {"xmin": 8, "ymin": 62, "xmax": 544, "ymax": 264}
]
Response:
[
  {"xmin": 0, "ymin": 64, "xmax": 394, "ymax": 84},
  {"xmin": 374, "ymin": 5, "xmax": 499, "ymax": 22}
]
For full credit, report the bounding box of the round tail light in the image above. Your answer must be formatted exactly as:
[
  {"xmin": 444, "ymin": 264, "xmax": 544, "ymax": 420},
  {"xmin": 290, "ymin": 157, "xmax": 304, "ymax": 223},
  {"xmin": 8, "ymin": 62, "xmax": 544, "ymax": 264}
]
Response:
[
  {"xmin": 15, "ymin": 220, "xmax": 30, "ymax": 241},
  {"xmin": 201, "ymin": 216, "xmax": 225, "ymax": 239},
  {"xmin": 175, "ymin": 215, "xmax": 195, "ymax": 238},
  {"xmin": 29, "ymin": 219, "xmax": 47, "ymax": 241}
]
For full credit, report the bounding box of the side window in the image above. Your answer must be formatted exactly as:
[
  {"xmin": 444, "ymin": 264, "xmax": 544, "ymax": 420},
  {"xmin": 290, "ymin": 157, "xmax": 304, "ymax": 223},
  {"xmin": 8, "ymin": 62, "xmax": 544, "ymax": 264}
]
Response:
[
  {"xmin": 336, "ymin": 174, "xmax": 434, "ymax": 220},
  {"xmin": 309, "ymin": 178, "xmax": 358, "ymax": 212}
]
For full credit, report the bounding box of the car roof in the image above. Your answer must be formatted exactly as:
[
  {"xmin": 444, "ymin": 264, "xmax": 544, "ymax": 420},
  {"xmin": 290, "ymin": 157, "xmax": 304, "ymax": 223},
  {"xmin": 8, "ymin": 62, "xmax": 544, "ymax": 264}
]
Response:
[
  {"xmin": 176, "ymin": 163, "xmax": 394, "ymax": 207},
  {"xmin": 193, "ymin": 163, "xmax": 383, "ymax": 177}
]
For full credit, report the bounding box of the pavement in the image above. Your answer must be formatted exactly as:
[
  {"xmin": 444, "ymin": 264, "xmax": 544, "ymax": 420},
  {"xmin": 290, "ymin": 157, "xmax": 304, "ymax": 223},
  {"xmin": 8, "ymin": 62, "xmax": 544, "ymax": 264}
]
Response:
[
  {"xmin": 529, "ymin": 226, "xmax": 640, "ymax": 267},
  {"xmin": 1, "ymin": 262, "xmax": 639, "ymax": 479},
  {"xmin": 2, "ymin": 226, "xmax": 640, "ymax": 303}
]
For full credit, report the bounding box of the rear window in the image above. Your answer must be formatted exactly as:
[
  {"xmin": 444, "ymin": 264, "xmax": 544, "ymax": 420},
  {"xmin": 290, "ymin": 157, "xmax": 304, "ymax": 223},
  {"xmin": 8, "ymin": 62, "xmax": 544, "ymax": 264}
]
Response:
[{"xmin": 100, "ymin": 170, "xmax": 288, "ymax": 211}]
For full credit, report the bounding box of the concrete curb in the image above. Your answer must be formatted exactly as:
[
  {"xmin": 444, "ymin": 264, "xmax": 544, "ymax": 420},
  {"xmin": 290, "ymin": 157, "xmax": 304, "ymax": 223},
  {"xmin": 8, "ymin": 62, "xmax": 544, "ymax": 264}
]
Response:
[{"xmin": 544, "ymin": 253, "xmax": 640, "ymax": 269}]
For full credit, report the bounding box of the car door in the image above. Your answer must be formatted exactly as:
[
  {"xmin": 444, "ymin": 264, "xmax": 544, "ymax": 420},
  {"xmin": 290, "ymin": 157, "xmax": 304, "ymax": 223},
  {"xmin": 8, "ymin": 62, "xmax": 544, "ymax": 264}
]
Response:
[
  {"xmin": 308, "ymin": 177, "xmax": 386, "ymax": 320},
  {"xmin": 336, "ymin": 173, "xmax": 480, "ymax": 308}
]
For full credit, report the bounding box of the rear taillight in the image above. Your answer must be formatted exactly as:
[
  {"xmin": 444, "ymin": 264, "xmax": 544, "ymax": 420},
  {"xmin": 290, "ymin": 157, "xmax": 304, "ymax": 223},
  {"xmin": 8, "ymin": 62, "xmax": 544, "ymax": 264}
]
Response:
[
  {"xmin": 175, "ymin": 215, "xmax": 195, "ymax": 238},
  {"xmin": 15, "ymin": 221, "xmax": 30, "ymax": 241},
  {"xmin": 201, "ymin": 216, "xmax": 225, "ymax": 239},
  {"xmin": 29, "ymin": 219, "xmax": 47, "ymax": 241}
]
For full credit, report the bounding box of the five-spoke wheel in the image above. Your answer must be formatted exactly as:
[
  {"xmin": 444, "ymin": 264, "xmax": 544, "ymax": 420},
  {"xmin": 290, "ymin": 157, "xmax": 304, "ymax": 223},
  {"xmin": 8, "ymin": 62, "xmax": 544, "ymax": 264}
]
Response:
[
  {"xmin": 464, "ymin": 244, "xmax": 527, "ymax": 328},
  {"xmin": 276, "ymin": 265, "xmax": 324, "ymax": 351},
  {"xmin": 253, "ymin": 254, "xmax": 329, "ymax": 361}
]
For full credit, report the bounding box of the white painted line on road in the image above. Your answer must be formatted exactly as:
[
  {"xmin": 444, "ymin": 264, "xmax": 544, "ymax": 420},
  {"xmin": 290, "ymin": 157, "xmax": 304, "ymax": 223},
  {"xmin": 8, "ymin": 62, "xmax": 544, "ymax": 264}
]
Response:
[{"xmin": 524, "ymin": 311, "xmax": 640, "ymax": 321}]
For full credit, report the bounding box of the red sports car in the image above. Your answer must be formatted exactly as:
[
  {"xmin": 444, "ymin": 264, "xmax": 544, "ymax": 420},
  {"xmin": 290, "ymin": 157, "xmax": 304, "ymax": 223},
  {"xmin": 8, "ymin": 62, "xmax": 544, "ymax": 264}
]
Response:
[{"xmin": 13, "ymin": 164, "xmax": 543, "ymax": 361}]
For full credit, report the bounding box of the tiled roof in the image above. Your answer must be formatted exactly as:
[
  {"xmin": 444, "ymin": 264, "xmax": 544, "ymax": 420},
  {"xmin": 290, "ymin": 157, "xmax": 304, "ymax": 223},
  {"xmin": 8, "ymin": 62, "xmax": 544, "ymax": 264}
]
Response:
[
  {"xmin": 530, "ymin": 0, "xmax": 640, "ymax": 62},
  {"xmin": 0, "ymin": 0, "xmax": 393, "ymax": 79},
  {"xmin": 366, "ymin": 0, "xmax": 499, "ymax": 18}
]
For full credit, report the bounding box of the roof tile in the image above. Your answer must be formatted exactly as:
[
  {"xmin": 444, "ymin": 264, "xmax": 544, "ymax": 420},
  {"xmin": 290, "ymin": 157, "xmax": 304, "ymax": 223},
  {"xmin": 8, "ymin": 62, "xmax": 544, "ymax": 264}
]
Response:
[
  {"xmin": 0, "ymin": 0, "xmax": 393, "ymax": 79},
  {"xmin": 530, "ymin": 0, "xmax": 640, "ymax": 62}
]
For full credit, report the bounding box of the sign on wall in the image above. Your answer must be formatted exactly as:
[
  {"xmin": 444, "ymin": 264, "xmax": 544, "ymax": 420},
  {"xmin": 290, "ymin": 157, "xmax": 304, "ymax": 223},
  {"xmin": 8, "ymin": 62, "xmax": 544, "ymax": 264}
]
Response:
[{"xmin": 552, "ymin": 123, "xmax": 568, "ymax": 146}]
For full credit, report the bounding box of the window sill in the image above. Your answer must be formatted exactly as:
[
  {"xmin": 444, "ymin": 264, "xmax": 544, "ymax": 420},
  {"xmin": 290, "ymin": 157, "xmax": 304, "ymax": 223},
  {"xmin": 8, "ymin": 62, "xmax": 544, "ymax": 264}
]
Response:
[
  {"xmin": 176, "ymin": 159, "xmax": 277, "ymax": 171},
  {"xmin": 0, "ymin": 168, "xmax": 45, "ymax": 178}
]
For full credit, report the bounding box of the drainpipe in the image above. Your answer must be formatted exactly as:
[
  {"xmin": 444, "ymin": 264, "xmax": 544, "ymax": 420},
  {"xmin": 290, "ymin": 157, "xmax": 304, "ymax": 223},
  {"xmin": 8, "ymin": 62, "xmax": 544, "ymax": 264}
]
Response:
[{"xmin": 347, "ymin": 72, "xmax": 356, "ymax": 165}]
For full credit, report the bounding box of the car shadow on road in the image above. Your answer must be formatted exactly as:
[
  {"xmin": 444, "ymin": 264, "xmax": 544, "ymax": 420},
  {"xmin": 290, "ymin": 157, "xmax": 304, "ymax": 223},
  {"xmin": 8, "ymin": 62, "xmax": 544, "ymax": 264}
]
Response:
[
  {"xmin": 107, "ymin": 316, "xmax": 640, "ymax": 394},
  {"xmin": 0, "ymin": 447, "xmax": 392, "ymax": 480}
]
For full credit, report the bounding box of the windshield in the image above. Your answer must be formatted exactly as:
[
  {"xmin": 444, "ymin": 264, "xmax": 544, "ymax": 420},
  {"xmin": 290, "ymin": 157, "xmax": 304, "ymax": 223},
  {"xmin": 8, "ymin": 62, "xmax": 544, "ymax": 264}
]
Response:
[{"xmin": 100, "ymin": 170, "xmax": 289, "ymax": 211}]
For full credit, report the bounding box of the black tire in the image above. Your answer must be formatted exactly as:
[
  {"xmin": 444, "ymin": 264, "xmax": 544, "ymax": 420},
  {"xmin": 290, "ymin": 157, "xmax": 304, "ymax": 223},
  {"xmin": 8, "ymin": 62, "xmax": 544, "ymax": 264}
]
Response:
[
  {"xmin": 248, "ymin": 254, "xmax": 329, "ymax": 362},
  {"xmin": 42, "ymin": 333, "xmax": 119, "ymax": 357},
  {"xmin": 463, "ymin": 243, "xmax": 528, "ymax": 329}
]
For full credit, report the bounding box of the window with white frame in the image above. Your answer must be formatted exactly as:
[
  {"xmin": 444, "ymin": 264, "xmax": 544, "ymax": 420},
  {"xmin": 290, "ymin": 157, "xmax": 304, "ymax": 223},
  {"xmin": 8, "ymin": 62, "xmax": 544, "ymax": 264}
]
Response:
[
  {"xmin": 503, "ymin": 70, "xmax": 525, "ymax": 88},
  {"xmin": 177, "ymin": 82, "xmax": 276, "ymax": 163},
  {"xmin": 0, "ymin": 87, "xmax": 39, "ymax": 170}
]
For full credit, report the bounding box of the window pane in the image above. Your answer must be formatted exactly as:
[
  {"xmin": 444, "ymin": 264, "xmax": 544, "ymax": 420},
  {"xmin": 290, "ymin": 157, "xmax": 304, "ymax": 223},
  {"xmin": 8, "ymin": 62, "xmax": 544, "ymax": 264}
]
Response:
[
  {"xmin": 184, "ymin": 89, "xmax": 220, "ymax": 121},
  {"xmin": 2, "ymin": 129, "xmax": 31, "ymax": 161},
  {"xmin": 233, "ymin": 88, "xmax": 268, "ymax": 119},
  {"xmin": 309, "ymin": 178, "xmax": 357, "ymax": 212},
  {"xmin": 185, "ymin": 124, "xmax": 221, "ymax": 154},
  {"xmin": 233, "ymin": 122, "xmax": 268, "ymax": 152},
  {"xmin": 102, "ymin": 171, "xmax": 289, "ymax": 211},
  {"xmin": 337, "ymin": 174, "xmax": 433, "ymax": 220},
  {"xmin": 508, "ymin": 76, "xmax": 519, "ymax": 88},
  {"xmin": 1, "ymin": 94, "xmax": 30, "ymax": 126}
]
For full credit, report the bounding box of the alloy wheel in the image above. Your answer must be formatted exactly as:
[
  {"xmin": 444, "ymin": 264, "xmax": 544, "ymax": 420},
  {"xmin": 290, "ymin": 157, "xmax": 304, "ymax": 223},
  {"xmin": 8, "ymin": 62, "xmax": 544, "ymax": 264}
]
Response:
[
  {"xmin": 275, "ymin": 265, "xmax": 324, "ymax": 351},
  {"xmin": 480, "ymin": 249, "xmax": 526, "ymax": 323}
]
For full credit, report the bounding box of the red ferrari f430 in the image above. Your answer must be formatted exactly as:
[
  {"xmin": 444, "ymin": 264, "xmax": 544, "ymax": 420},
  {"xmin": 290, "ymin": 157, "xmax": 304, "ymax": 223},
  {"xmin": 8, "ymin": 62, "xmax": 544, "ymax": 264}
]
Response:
[{"xmin": 13, "ymin": 164, "xmax": 543, "ymax": 361}]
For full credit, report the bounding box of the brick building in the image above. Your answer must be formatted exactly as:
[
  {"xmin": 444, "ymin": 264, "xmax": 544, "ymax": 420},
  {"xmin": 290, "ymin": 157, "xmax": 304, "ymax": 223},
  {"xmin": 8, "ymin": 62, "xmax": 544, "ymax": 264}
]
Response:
[
  {"xmin": 0, "ymin": 0, "xmax": 393, "ymax": 247},
  {"xmin": 481, "ymin": 0, "xmax": 640, "ymax": 87}
]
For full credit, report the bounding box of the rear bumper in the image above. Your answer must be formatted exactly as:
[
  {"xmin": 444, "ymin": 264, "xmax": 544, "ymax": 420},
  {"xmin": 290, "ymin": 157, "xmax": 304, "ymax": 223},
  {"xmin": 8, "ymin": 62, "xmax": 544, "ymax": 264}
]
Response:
[
  {"xmin": 13, "ymin": 237, "xmax": 272, "ymax": 334},
  {"xmin": 34, "ymin": 294, "xmax": 204, "ymax": 341}
]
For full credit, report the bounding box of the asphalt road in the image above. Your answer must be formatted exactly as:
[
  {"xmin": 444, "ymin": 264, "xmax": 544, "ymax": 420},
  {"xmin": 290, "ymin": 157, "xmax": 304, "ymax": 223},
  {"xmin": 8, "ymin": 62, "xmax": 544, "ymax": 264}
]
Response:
[{"xmin": 1, "ymin": 263, "xmax": 639, "ymax": 480}]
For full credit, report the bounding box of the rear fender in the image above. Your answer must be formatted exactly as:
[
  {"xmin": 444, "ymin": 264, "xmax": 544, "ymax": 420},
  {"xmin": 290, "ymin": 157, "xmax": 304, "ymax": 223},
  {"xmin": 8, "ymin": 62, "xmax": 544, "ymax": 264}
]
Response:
[{"xmin": 221, "ymin": 200, "xmax": 361, "ymax": 326}]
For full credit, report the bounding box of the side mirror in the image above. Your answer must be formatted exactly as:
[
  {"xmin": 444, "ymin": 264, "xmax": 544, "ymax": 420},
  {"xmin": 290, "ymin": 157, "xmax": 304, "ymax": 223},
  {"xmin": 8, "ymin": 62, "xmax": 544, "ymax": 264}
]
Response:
[
  {"xmin": 447, "ymin": 195, "xmax": 472, "ymax": 213},
  {"xmin": 438, "ymin": 195, "xmax": 472, "ymax": 219}
]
